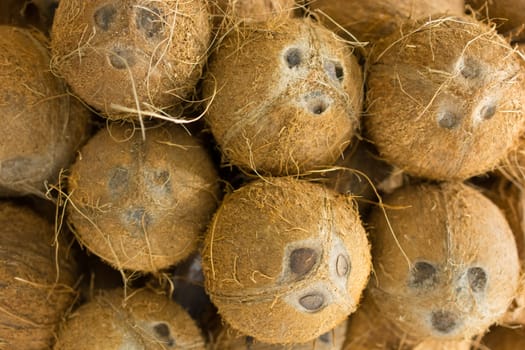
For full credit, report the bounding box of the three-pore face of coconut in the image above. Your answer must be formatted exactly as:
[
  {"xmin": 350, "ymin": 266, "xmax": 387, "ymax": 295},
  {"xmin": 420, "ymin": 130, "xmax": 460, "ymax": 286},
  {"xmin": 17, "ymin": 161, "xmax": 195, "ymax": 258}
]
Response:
[
  {"xmin": 203, "ymin": 18, "xmax": 363, "ymax": 176},
  {"xmin": 67, "ymin": 124, "xmax": 220, "ymax": 272},
  {"xmin": 368, "ymin": 182, "xmax": 520, "ymax": 340},
  {"xmin": 201, "ymin": 177, "xmax": 371, "ymax": 344},
  {"xmin": 366, "ymin": 15, "xmax": 525, "ymax": 180},
  {"xmin": 54, "ymin": 288, "xmax": 206, "ymax": 349},
  {"xmin": 51, "ymin": 0, "xmax": 210, "ymax": 118}
]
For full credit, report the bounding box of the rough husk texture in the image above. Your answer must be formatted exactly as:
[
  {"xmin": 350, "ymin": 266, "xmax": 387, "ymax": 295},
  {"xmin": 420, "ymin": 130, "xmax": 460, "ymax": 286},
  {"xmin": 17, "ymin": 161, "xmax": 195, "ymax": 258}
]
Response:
[
  {"xmin": 0, "ymin": 202, "xmax": 78, "ymax": 350},
  {"xmin": 67, "ymin": 124, "xmax": 220, "ymax": 272},
  {"xmin": 467, "ymin": 0, "xmax": 525, "ymax": 41},
  {"xmin": 54, "ymin": 288, "xmax": 206, "ymax": 349},
  {"xmin": 368, "ymin": 182, "xmax": 520, "ymax": 340},
  {"xmin": 51, "ymin": 0, "xmax": 210, "ymax": 119},
  {"xmin": 202, "ymin": 177, "xmax": 371, "ymax": 344},
  {"xmin": 212, "ymin": 0, "xmax": 297, "ymax": 24},
  {"xmin": 0, "ymin": 25, "xmax": 91, "ymax": 197},
  {"xmin": 307, "ymin": 0, "xmax": 465, "ymax": 42},
  {"xmin": 203, "ymin": 18, "xmax": 363, "ymax": 176},
  {"xmin": 366, "ymin": 15, "xmax": 525, "ymax": 180}
]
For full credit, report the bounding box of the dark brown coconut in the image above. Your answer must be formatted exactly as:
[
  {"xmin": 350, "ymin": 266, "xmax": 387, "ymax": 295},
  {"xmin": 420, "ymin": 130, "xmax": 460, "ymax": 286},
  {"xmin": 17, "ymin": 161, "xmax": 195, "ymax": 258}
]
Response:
[
  {"xmin": 307, "ymin": 0, "xmax": 464, "ymax": 42},
  {"xmin": 0, "ymin": 0, "xmax": 59, "ymax": 31},
  {"xmin": 366, "ymin": 15, "xmax": 525, "ymax": 180},
  {"xmin": 467, "ymin": 0, "xmax": 525, "ymax": 41},
  {"xmin": 480, "ymin": 326, "xmax": 525, "ymax": 350},
  {"xmin": 367, "ymin": 182, "xmax": 520, "ymax": 340},
  {"xmin": 213, "ymin": 0, "xmax": 297, "ymax": 24},
  {"xmin": 0, "ymin": 202, "xmax": 78, "ymax": 350},
  {"xmin": 201, "ymin": 177, "xmax": 371, "ymax": 344},
  {"xmin": 51, "ymin": 0, "xmax": 210, "ymax": 119},
  {"xmin": 67, "ymin": 123, "xmax": 220, "ymax": 272},
  {"xmin": 54, "ymin": 288, "xmax": 206, "ymax": 349},
  {"xmin": 214, "ymin": 320, "xmax": 347, "ymax": 349},
  {"xmin": 0, "ymin": 25, "xmax": 91, "ymax": 197},
  {"xmin": 202, "ymin": 18, "xmax": 363, "ymax": 176}
]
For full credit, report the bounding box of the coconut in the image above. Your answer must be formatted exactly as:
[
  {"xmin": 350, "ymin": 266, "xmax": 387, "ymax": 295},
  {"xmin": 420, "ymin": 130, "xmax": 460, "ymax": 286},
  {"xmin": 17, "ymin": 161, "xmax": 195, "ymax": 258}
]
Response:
[
  {"xmin": 366, "ymin": 15, "xmax": 525, "ymax": 180},
  {"xmin": 467, "ymin": 0, "xmax": 525, "ymax": 41},
  {"xmin": 213, "ymin": 0, "xmax": 297, "ymax": 24},
  {"xmin": 307, "ymin": 0, "xmax": 464, "ymax": 42},
  {"xmin": 0, "ymin": 25, "xmax": 91, "ymax": 197},
  {"xmin": 201, "ymin": 177, "xmax": 371, "ymax": 344},
  {"xmin": 202, "ymin": 17, "xmax": 363, "ymax": 176},
  {"xmin": 367, "ymin": 182, "xmax": 520, "ymax": 340},
  {"xmin": 67, "ymin": 123, "xmax": 221, "ymax": 272},
  {"xmin": 480, "ymin": 326, "xmax": 525, "ymax": 349},
  {"xmin": 54, "ymin": 288, "xmax": 206, "ymax": 349},
  {"xmin": 0, "ymin": 202, "xmax": 78, "ymax": 350},
  {"xmin": 213, "ymin": 319, "xmax": 347, "ymax": 349},
  {"xmin": 51, "ymin": 0, "xmax": 210, "ymax": 119}
]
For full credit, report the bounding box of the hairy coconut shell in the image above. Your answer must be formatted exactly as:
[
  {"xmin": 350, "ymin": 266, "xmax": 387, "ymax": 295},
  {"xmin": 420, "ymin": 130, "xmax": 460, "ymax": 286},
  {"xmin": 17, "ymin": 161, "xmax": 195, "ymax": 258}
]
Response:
[
  {"xmin": 214, "ymin": 319, "xmax": 347, "ymax": 349},
  {"xmin": 367, "ymin": 182, "xmax": 520, "ymax": 340},
  {"xmin": 51, "ymin": 0, "xmax": 210, "ymax": 119},
  {"xmin": 0, "ymin": 202, "xmax": 78, "ymax": 350},
  {"xmin": 0, "ymin": 25, "xmax": 91, "ymax": 197},
  {"xmin": 480, "ymin": 326, "xmax": 525, "ymax": 349},
  {"xmin": 307, "ymin": 0, "xmax": 464, "ymax": 42},
  {"xmin": 467, "ymin": 0, "xmax": 525, "ymax": 41},
  {"xmin": 213, "ymin": 0, "xmax": 297, "ymax": 24},
  {"xmin": 203, "ymin": 18, "xmax": 363, "ymax": 176},
  {"xmin": 55, "ymin": 288, "xmax": 206, "ymax": 349},
  {"xmin": 68, "ymin": 124, "xmax": 220, "ymax": 272},
  {"xmin": 366, "ymin": 15, "xmax": 525, "ymax": 180},
  {"xmin": 202, "ymin": 177, "xmax": 371, "ymax": 344}
]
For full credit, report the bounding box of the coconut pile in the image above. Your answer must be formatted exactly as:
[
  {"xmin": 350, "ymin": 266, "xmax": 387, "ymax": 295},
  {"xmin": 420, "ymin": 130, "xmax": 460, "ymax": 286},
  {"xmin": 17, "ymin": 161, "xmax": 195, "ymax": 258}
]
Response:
[{"xmin": 2, "ymin": 0, "xmax": 525, "ymax": 349}]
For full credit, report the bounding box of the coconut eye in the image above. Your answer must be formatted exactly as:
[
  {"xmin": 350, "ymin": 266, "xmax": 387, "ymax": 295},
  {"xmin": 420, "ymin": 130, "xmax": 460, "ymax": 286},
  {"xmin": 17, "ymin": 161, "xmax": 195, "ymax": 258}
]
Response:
[
  {"xmin": 479, "ymin": 103, "xmax": 497, "ymax": 121},
  {"xmin": 409, "ymin": 261, "xmax": 438, "ymax": 289},
  {"xmin": 458, "ymin": 57, "xmax": 481, "ymax": 79},
  {"xmin": 284, "ymin": 48, "xmax": 302, "ymax": 68},
  {"xmin": 108, "ymin": 47, "xmax": 137, "ymax": 69},
  {"xmin": 437, "ymin": 110, "xmax": 461, "ymax": 129},
  {"xmin": 153, "ymin": 323, "xmax": 175, "ymax": 346},
  {"xmin": 136, "ymin": 6, "xmax": 163, "ymax": 38},
  {"xmin": 94, "ymin": 4, "xmax": 117, "ymax": 31},
  {"xmin": 336, "ymin": 254, "xmax": 350, "ymax": 277},
  {"xmin": 108, "ymin": 167, "xmax": 129, "ymax": 196},
  {"xmin": 304, "ymin": 91, "xmax": 331, "ymax": 116},
  {"xmin": 324, "ymin": 60, "xmax": 344, "ymax": 82},
  {"xmin": 431, "ymin": 310, "xmax": 459, "ymax": 334},
  {"xmin": 290, "ymin": 247, "xmax": 318, "ymax": 277},
  {"xmin": 299, "ymin": 292, "xmax": 326, "ymax": 312},
  {"xmin": 467, "ymin": 267, "xmax": 487, "ymax": 292}
]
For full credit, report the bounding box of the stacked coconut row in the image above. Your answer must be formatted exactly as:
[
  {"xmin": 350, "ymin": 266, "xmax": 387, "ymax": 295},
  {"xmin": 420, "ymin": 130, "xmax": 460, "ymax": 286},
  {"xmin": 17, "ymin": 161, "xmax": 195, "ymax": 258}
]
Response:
[{"xmin": 1, "ymin": 0, "xmax": 525, "ymax": 349}]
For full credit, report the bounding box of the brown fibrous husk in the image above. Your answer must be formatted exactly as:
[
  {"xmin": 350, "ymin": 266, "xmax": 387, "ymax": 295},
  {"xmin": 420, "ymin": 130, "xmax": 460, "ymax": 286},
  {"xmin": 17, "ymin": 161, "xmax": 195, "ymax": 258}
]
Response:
[
  {"xmin": 0, "ymin": 202, "xmax": 78, "ymax": 350},
  {"xmin": 467, "ymin": 0, "xmax": 525, "ymax": 41},
  {"xmin": 211, "ymin": 0, "xmax": 298, "ymax": 26},
  {"xmin": 0, "ymin": 25, "xmax": 91, "ymax": 197},
  {"xmin": 367, "ymin": 182, "xmax": 520, "ymax": 340},
  {"xmin": 54, "ymin": 288, "xmax": 206, "ymax": 349},
  {"xmin": 478, "ymin": 325, "xmax": 525, "ymax": 350},
  {"xmin": 201, "ymin": 177, "xmax": 371, "ymax": 344},
  {"xmin": 67, "ymin": 123, "xmax": 221, "ymax": 272},
  {"xmin": 51, "ymin": 0, "xmax": 210, "ymax": 119},
  {"xmin": 366, "ymin": 15, "xmax": 525, "ymax": 180},
  {"xmin": 203, "ymin": 17, "xmax": 363, "ymax": 176}
]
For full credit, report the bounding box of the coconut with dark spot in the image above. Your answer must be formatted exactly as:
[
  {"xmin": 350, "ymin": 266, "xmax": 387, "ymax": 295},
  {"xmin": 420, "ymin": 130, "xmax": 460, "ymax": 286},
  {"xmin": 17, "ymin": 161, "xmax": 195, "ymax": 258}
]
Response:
[
  {"xmin": 54, "ymin": 288, "xmax": 205, "ymax": 349},
  {"xmin": 0, "ymin": 25, "xmax": 91, "ymax": 197},
  {"xmin": 0, "ymin": 202, "xmax": 78, "ymax": 350},
  {"xmin": 480, "ymin": 326, "xmax": 525, "ymax": 350},
  {"xmin": 214, "ymin": 319, "xmax": 347, "ymax": 349},
  {"xmin": 201, "ymin": 177, "xmax": 371, "ymax": 343},
  {"xmin": 467, "ymin": 0, "xmax": 525, "ymax": 41},
  {"xmin": 366, "ymin": 15, "xmax": 525, "ymax": 180},
  {"xmin": 202, "ymin": 18, "xmax": 363, "ymax": 176},
  {"xmin": 213, "ymin": 0, "xmax": 297, "ymax": 24},
  {"xmin": 51, "ymin": 0, "xmax": 210, "ymax": 119},
  {"xmin": 367, "ymin": 182, "xmax": 520, "ymax": 340},
  {"xmin": 307, "ymin": 0, "xmax": 464, "ymax": 42},
  {"xmin": 67, "ymin": 123, "xmax": 220, "ymax": 272}
]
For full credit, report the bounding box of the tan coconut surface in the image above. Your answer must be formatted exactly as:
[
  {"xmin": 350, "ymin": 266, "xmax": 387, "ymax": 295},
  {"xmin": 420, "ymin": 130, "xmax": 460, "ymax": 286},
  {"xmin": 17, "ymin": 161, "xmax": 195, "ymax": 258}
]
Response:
[
  {"xmin": 201, "ymin": 177, "xmax": 371, "ymax": 344},
  {"xmin": 212, "ymin": 0, "xmax": 297, "ymax": 24},
  {"xmin": 467, "ymin": 0, "xmax": 525, "ymax": 41},
  {"xmin": 366, "ymin": 15, "xmax": 525, "ymax": 180},
  {"xmin": 203, "ymin": 18, "xmax": 363, "ymax": 176},
  {"xmin": 307, "ymin": 0, "xmax": 464, "ymax": 43},
  {"xmin": 478, "ymin": 326, "xmax": 525, "ymax": 349},
  {"xmin": 213, "ymin": 319, "xmax": 347, "ymax": 349},
  {"xmin": 0, "ymin": 202, "xmax": 78, "ymax": 350},
  {"xmin": 367, "ymin": 182, "xmax": 520, "ymax": 340},
  {"xmin": 0, "ymin": 25, "xmax": 91, "ymax": 197},
  {"xmin": 51, "ymin": 0, "xmax": 210, "ymax": 119},
  {"xmin": 54, "ymin": 288, "xmax": 206, "ymax": 349},
  {"xmin": 67, "ymin": 123, "xmax": 220, "ymax": 272}
]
